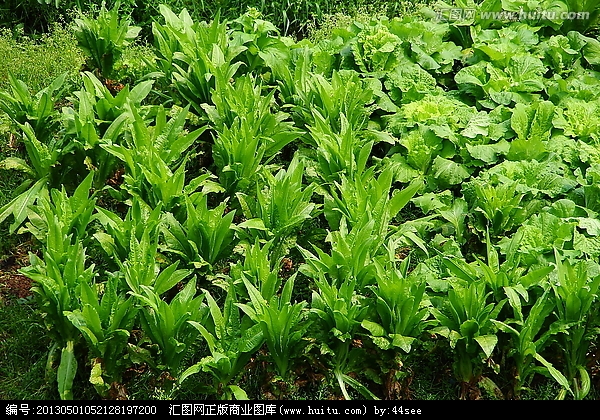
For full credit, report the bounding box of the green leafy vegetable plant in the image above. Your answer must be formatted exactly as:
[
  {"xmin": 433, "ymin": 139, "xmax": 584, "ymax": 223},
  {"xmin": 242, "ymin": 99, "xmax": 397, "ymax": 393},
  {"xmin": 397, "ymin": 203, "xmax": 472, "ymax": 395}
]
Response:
[
  {"xmin": 310, "ymin": 274, "xmax": 375, "ymax": 399},
  {"xmin": 237, "ymin": 275, "xmax": 309, "ymax": 382},
  {"xmin": 465, "ymin": 179, "xmax": 525, "ymax": 237},
  {"xmin": 0, "ymin": 72, "xmax": 67, "ymax": 143},
  {"xmin": 22, "ymin": 171, "xmax": 97, "ymax": 245},
  {"xmin": 160, "ymin": 194, "xmax": 237, "ymax": 271},
  {"xmin": 21, "ymin": 244, "xmax": 93, "ymax": 400},
  {"xmin": 64, "ymin": 273, "xmax": 139, "ymax": 398},
  {"xmin": 307, "ymin": 112, "xmax": 373, "ymax": 183},
  {"xmin": 362, "ymin": 255, "xmax": 431, "ymax": 355},
  {"xmin": 19, "ymin": 175, "xmax": 98, "ymax": 399},
  {"xmin": 229, "ymin": 239, "xmax": 283, "ymax": 302},
  {"xmin": 236, "ymin": 155, "xmax": 318, "ymax": 261},
  {"xmin": 102, "ymin": 102, "xmax": 207, "ymax": 212},
  {"xmin": 0, "ymin": 118, "xmax": 81, "ymax": 233},
  {"xmin": 73, "ymin": 2, "xmax": 141, "ymax": 78},
  {"xmin": 61, "ymin": 71, "xmax": 153, "ymax": 188},
  {"xmin": 431, "ymin": 276, "xmax": 506, "ymax": 398},
  {"xmin": 551, "ymin": 249, "xmax": 600, "ymax": 400},
  {"xmin": 492, "ymin": 287, "xmax": 564, "ymax": 399},
  {"xmin": 130, "ymin": 276, "xmax": 206, "ymax": 383},
  {"xmin": 211, "ymin": 116, "xmax": 272, "ymax": 195},
  {"xmin": 93, "ymin": 197, "xmax": 163, "ymax": 266},
  {"xmin": 298, "ymin": 216, "xmax": 382, "ymax": 291},
  {"xmin": 181, "ymin": 283, "xmax": 264, "ymax": 399},
  {"xmin": 323, "ymin": 166, "xmax": 423, "ymax": 235}
]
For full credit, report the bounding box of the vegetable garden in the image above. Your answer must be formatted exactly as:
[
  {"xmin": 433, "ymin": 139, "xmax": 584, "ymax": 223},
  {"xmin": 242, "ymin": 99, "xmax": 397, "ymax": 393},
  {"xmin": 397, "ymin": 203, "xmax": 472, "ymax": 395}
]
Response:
[{"xmin": 1, "ymin": 0, "xmax": 600, "ymax": 400}]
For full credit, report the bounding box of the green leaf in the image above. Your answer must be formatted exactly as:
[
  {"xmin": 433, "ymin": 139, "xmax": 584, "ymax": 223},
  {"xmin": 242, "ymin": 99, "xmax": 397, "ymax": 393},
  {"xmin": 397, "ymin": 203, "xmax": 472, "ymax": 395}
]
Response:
[
  {"xmin": 460, "ymin": 319, "xmax": 480, "ymax": 339},
  {"xmin": 228, "ymin": 385, "xmax": 249, "ymax": 400},
  {"xmin": 178, "ymin": 363, "xmax": 203, "ymax": 385},
  {"xmin": 0, "ymin": 157, "xmax": 35, "ymax": 176},
  {"xmin": 380, "ymin": 154, "xmax": 420, "ymax": 183},
  {"xmin": 577, "ymin": 366, "xmax": 591, "ymax": 400},
  {"xmin": 239, "ymin": 323, "xmax": 264, "ymax": 353},
  {"xmin": 474, "ymin": 334, "xmax": 498, "ymax": 358},
  {"xmin": 534, "ymin": 353, "xmax": 573, "ymax": 397},
  {"xmin": 154, "ymin": 263, "xmax": 191, "ymax": 296},
  {"xmin": 89, "ymin": 359, "xmax": 106, "ymax": 389},
  {"xmin": 370, "ymin": 336, "xmax": 392, "ymax": 350},
  {"xmin": 0, "ymin": 177, "xmax": 47, "ymax": 233},
  {"xmin": 462, "ymin": 111, "xmax": 491, "ymax": 138},
  {"xmin": 361, "ymin": 319, "xmax": 386, "ymax": 337},
  {"xmin": 582, "ymin": 36, "xmax": 600, "ymax": 66},
  {"xmin": 431, "ymin": 156, "xmax": 470, "ymax": 186},
  {"xmin": 237, "ymin": 218, "xmax": 267, "ymax": 230},
  {"xmin": 339, "ymin": 373, "xmax": 380, "ymax": 400},
  {"xmin": 57, "ymin": 341, "xmax": 77, "ymax": 400},
  {"xmin": 388, "ymin": 177, "xmax": 424, "ymax": 218},
  {"xmin": 390, "ymin": 334, "xmax": 415, "ymax": 353},
  {"xmin": 466, "ymin": 141, "xmax": 510, "ymax": 164}
]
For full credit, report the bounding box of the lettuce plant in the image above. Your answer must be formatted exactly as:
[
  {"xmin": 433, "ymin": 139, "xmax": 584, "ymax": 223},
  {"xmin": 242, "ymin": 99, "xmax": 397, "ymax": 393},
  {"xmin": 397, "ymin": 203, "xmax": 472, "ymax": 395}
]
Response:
[
  {"xmin": 64, "ymin": 273, "xmax": 139, "ymax": 398},
  {"xmin": 22, "ymin": 171, "xmax": 96, "ymax": 246},
  {"xmin": 492, "ymin": 287, "xmax": 564, "ymax": 399},
  {"xmin": 551, "ymin": 250, "xmax": 600, "ymax": 400},
  {"xmin": 362, "ymin": 256, "xmax": 431, "ymax": 355},
  {"xmin": 151, "ymin": 5, "xmax": 246, "ymax": 116},
  {"xmin": 73, "ymin": 3, "xmax": 141, "ymax": 77},
  {"xmin": 102, "ymin": 102, "xmax": 207, "ymax": 212},
  {"xmin": 431, "ymin": 278, "xmax": 506, "ymax": 397},
  {"xmin": 237, "ymin": 275, "xmax": 309, "ymax": 382},
  {"xmin": 283, "ymin": 70, "xmax": 375, "ymax": 133},
  {"xmin": 206, "ymin": 73, "xmax": 303, "ymax": 156},
  {"xmin": 0, "ymin": 118, "xmax": 81, "ymax": 233},
  {"xmin": 308, "ymin": 112, "xmax": 374, "ymax": 183},
  {"xmin": 443, "ymin": 230, "xmax": 554, "ymax": 303},
  {"xmin": 236, "ymin": 155, "xmax": 318, "ymax": 261},
  {"xmin": 130, "ymin": 276, "xmax": 206, "ymax": 381},
  {"xmin": 360, "ymin": 254, "xmax": 433, "ymax": 398},
  {"xmin": 160, "ymin": 194, "xmax": 237, "ymax": 271},
  {"xmin": 212, "ymin": 116, "xmax": 277, "ymax": 195},
  {"xmin": 181, "ymin": 284, "xmax": 264, "ymax": 400},
  {"xmin": 310, "ymin": 275, "xmax": 375, "ymax": 399},
  {"xmin": 62, "ymin": 72, "xmax": 154, "ymax": 187},
  {"xmin": 464, "ymin": 179, "xmax": 525, "ymax": 236},
  {"xmin": 116, "ymin": 211, "xmax": 191, "ymax": 298},
  {"xmin": 350, "ymin": 20, "xmax": 405, "ymax": 75},
  {"xmin": 173, "ymin": 45, "xmax": 244, "ymax": 118},
  {"xmin": 0, "ymin": 72, "xmax": 66, "ymax": 143},
  {"xmin": 93, "ymin": 197, "xmax": 163, "ymax": 266},
  {"xmin": 21, "ymin": 240, "xmax": 95, "ymax": 400},
  {"xmin": 229, "ymin": 239, "xmax": 282, "ymax": 302},
  {"xmin": 298, "ymin": 216, "xmax": 382, "ymax": 291},
  {"xmin": 323, "ymin": 166, "xmax": 423, "ymax": 234},
  {"xmin": 19, "ymin": 174, "xmax": 98, "ymax": 400}
]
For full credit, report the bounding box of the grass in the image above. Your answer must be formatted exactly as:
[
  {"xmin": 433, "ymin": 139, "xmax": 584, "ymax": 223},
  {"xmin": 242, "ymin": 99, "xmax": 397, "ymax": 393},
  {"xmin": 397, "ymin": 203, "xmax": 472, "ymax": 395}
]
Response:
[
  {"xmin": 0, "ymin": 120, "xmax": 28, "ymax": 258},
  {"xmin": 0, "ymin": 299, "xmax": 55, "ymax": 399},
  {"xmin": 305, "ymin": 0, "xmax": 433, "ymax": 43},
  {"xmin": 0, "ymin": 24, "xmax": 84, "ymax": 93}
]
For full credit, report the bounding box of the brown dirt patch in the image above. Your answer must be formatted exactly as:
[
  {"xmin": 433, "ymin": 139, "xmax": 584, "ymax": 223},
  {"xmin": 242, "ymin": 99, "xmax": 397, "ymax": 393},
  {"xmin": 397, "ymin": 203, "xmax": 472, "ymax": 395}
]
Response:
[{"xmin": 0, "ymin": 241, "xmax": 35, "ymax": 302}]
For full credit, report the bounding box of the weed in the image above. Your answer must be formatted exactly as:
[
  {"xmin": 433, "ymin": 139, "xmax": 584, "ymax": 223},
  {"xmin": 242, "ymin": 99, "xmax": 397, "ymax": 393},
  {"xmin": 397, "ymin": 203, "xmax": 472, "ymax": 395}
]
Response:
[{"xmin": 0, "ymin": 25, "xmax": 83, "ymax": 93}]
